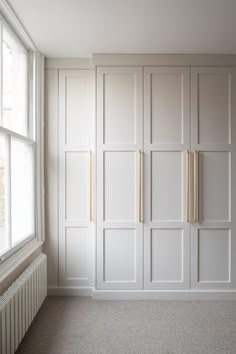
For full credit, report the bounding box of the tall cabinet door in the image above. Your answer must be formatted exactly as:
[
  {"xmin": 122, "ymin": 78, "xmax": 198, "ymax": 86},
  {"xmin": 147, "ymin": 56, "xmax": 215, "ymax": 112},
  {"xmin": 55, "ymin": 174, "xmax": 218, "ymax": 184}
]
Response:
[
  {"xmin": 144, "ymin": 67, "xmax": 191, "ymax": 289},
  {"xmin": 97, "ymin": 67, "xmax": 143, "ymax": 290},
  {"xmin": 191, "ymin": 67, "xmax": 236, "ymax": 289},
  {"xmin": 59, "ymin": 70, "xmax": 95, "ymax": 287}
]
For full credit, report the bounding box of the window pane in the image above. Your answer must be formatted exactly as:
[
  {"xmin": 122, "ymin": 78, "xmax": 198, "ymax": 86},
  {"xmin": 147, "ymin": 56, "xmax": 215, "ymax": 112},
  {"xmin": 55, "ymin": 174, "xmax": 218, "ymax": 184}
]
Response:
[
  {"xmin": 11, "ymin": 139, "xmax": 33, "ymax": 245},
  {"xmin": 2, "ymin": 27, "xmax": 27, "ymax": 136},
  {"xmin": 0, "ymin": 134, "xmax": 8, "ymax": 254}
]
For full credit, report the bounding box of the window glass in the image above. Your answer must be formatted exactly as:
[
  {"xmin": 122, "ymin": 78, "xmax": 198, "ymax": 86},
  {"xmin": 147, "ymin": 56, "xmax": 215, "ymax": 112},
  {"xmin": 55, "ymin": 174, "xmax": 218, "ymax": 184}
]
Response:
[
  {"xmin": 11, "ymin": 138, "xmax": 33, "ymax": 245},
  {"xmin": 2, "ymin": 27, "xmax": 28, "ymax": 136},
  {"xmin": 0, "ymin": 21, "xmax": 36, "ymax": 259}
]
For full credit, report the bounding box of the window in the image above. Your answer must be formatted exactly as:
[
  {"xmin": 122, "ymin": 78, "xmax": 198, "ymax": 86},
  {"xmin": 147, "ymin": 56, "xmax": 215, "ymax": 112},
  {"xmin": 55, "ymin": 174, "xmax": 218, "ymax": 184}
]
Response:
[
  {"xmin": 2, "ymin": 27, "xmax": 28, "ymax": 135},
  {"xmin": 0, "ymin": 22, "xmax": 36, "ymax": 258}
]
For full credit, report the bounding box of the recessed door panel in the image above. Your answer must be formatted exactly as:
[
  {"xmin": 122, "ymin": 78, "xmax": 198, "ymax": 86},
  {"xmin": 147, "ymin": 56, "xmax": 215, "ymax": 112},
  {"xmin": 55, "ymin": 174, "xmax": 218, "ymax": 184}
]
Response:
[
  {"xmin": 98, "ymin": 67, "xmax": 142, "ymax": 146},
  {"xmin": 65, "ymin": 152, "xmax": 89, "ymax": 221},
  {"xmin": 65, "ymin": 227, "xmax": 88, "ymax": 280},
  {"xmin": 197, "ymin": 73, "xmax": 230, "ymax": 144},
  {"xmin": 151, "ymin": 73, "xmax": 184, "ymax": 144},
  {"xmin": 151, "ymin": 229, "xmax": 183, "ymax": 282},
  {"xmin": 65, "ymin": 75, "xmax": 92, "ymax": 146},
  {"xmin": 199, "ymin": 152, "xmax": 230, "ymax": 222},
  {"xmin": 104, "ymin": 74, "xmax": 136, "ymax": 144},
  {"xmin": 104, "ymin": 151, "xmax": 136, "ymax": 221},
  {"xmin": 104, "ymin": 229, "xmax": 136, "ymax": 282},
  {"xmin": 151, "ymin": 151, "xmax": 183, "ymax": 221},
  {"xmin": 198, "ymin": 229, "xmax": 230, "ymax": 283}
]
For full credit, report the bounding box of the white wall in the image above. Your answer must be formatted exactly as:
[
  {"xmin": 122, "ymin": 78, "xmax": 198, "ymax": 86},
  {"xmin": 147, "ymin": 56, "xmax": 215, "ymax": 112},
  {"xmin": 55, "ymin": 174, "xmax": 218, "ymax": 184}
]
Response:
[{"xmin": 44, "ymin": 68, "xmax": 59, "ymax": 287}]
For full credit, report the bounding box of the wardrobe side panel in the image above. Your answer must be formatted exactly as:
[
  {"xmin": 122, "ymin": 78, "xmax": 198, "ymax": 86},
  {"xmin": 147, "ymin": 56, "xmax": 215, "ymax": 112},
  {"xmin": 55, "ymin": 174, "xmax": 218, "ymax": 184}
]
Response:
[
  {"xmin": 59, "ymin": 70, "xmax": 95, "ymax": 288},
  {"xmin": 191, "ymin": 67, "xmax": 236, "ymax": 290}
]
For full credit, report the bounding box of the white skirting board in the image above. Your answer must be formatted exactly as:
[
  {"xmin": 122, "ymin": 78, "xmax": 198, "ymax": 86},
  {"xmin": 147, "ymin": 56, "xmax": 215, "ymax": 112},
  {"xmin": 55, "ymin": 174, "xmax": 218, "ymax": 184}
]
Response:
[
  {"xmin": 47, "ymin": 287, "xmax": 93, "ymax": 297},
  {"xmin": 47, "ymin": 287, "xmax": 236, "ymax": 300},
  {"xmin": 92, "ymin": 290, "xmax": 236, "ymax": 301}
]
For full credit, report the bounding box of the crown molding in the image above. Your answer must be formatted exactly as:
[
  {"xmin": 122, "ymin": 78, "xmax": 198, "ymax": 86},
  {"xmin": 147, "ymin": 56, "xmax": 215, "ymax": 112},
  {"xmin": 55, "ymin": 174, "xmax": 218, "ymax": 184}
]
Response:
[{"xmin": 0, "ymin": 0, "xmax": 37, "ymax": 51}]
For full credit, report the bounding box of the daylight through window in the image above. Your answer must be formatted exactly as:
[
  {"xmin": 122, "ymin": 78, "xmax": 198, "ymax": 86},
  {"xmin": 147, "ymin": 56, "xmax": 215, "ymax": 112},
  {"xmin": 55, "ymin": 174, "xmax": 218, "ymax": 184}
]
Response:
[{"xmin": 0, "ymin": 22, "xmax": 35, "ymax": 258}]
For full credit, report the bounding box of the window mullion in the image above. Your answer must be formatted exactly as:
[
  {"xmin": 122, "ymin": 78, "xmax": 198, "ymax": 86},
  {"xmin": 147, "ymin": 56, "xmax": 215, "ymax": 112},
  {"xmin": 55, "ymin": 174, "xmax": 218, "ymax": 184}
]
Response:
[
  {"xmin": 33, "ymin": 142, "xmax": 36, "ymax": 236},
  {"xmin": 0, "ymin": 126, "xmax": 34, "ymax": 144},
  {"xmin": 0, "ymin": 21, "xmax": 2, "ymax": 127},
  {"xmin": 26, "ymin": 52, "xmax": 30, "ymax": 138},
  {"xmin": 7, "ymin": 134, "xmax": 12, "ymax": 248}
]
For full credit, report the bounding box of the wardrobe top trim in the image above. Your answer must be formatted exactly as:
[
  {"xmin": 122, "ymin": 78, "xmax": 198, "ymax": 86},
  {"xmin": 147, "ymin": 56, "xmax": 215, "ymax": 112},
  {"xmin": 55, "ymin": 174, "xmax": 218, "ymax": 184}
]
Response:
[
  {"xmin": 92, "ymin": 54, "xmax": 236, "ymax": 67},
  {"xmin": 45, "ymin": 55, "xmax": 236, "ymax": 69},
  {"xmin": 45, "ymin": 58, "xmax": 93, "ymax": 69}
]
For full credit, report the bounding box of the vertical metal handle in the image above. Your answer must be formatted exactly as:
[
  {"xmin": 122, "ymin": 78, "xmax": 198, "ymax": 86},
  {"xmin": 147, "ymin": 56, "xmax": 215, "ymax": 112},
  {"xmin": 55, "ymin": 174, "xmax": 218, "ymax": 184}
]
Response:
[
  {"xmin": 89, "ymin": 151, "xmax": 93, "ymax": 222},
  {"xmin": 138, "ymin": 150, "xmax": 142, "ymax": 223},
  {"xmin": 185, "ymin": 151, "xmax": 190, "ymax": 223},
  {"xmin": 193, "ymin": 150, "xmax": 199, "ymax": 224}
]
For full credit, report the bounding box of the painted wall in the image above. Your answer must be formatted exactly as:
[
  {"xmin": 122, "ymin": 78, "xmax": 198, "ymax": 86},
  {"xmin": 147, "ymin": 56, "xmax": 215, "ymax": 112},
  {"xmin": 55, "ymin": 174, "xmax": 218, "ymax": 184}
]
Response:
[
  {"xmin": 0, "ymin": 247, "xmax": 42, "ymax": 294},
  {"xmin": 44, "ymin": 68, "xmax": 59, "ymax": 287}
]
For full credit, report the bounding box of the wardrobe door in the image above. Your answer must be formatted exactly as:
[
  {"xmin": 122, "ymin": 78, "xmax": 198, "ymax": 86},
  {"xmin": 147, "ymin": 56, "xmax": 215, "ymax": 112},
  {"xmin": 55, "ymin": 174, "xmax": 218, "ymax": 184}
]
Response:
[
  {"xmin": 144, "ymin": 67, "xmax": 191, "ymax": 289},
  {"xmin": 191, "ymin": 67, "xmax": 236, "ymax": 289},
  {"xmin": 97, "ymin": 67, "xmax": 143, "ymax": 290},
  {"xmin": 59, "ymin": 70, "xmax": 95, "ymax": 287}
]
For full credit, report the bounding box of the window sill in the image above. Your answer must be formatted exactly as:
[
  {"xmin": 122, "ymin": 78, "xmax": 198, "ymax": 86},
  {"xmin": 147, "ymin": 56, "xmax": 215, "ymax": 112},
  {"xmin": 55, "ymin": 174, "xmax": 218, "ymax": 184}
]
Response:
[{"xmin": 0, "ymin": 238, "xmax": 44, "ymax": 285}]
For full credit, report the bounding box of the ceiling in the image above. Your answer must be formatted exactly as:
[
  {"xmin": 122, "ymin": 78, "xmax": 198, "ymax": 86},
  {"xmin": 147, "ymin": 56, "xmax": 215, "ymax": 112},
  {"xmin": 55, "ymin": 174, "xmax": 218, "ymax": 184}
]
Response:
[{"xmin": 8, "ymin": 0, "xmax": 236, "ymax": 58}]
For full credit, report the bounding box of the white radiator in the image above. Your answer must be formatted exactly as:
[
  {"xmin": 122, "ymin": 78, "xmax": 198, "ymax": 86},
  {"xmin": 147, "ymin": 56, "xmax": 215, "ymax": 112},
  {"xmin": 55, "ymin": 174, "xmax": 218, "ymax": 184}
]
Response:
[{"xmin": 0, "ymin": 253, "xmax": 47, "ymax": 354}]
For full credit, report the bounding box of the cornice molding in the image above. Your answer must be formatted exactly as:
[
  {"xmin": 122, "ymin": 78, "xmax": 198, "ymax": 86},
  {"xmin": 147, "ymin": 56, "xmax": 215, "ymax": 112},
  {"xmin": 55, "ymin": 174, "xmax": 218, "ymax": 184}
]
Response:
[{"xmin": 0, "ymin": 0, "xmax": 37, "ymax": 50}]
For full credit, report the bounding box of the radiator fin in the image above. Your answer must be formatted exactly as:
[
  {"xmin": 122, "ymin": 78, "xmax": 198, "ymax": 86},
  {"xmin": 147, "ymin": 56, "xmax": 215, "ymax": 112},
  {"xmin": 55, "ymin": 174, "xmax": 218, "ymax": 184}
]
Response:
[{"xmin": 0, "ymin": 253, "xmax": 47, "ymax": 354}]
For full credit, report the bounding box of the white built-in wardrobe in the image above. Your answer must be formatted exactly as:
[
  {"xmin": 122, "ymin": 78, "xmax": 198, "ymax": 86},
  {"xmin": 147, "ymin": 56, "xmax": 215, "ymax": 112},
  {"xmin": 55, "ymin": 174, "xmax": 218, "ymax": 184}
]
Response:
[{"xmin": 45, "ymin": 55, "xmax": 236, "ymax": 299}]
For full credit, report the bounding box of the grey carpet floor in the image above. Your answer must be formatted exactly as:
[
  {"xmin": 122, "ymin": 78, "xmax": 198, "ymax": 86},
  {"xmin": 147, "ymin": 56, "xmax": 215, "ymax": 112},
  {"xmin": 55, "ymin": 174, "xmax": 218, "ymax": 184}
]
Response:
[{"xmin": 16, "ymin": 296, "xmax": 236, "ymax": 354}]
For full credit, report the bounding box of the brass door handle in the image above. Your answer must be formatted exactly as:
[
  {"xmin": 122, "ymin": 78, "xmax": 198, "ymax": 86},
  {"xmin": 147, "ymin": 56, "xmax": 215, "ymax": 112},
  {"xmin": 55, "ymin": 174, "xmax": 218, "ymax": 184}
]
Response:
[
  {"xmin": 185, "ymin": 150, "xmax": 190, "ymax": 223},
  {"xmin": 138, "ymin": 150, "xmax": 142, "ymax": 223},
  {"xmin": 193, "ymin": 150, "xmax": 199, "ymax": 223},
  {"xmin": 89, "ymin": 151, "xmax": 93, "ymax": 222}
]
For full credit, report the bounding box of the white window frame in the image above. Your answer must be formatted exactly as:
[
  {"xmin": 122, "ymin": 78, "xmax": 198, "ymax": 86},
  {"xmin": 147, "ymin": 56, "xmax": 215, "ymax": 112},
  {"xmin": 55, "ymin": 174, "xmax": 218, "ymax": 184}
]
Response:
[{"xmin": 0, "ymin": 0, "xmax": 44, "ymax": 281}]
